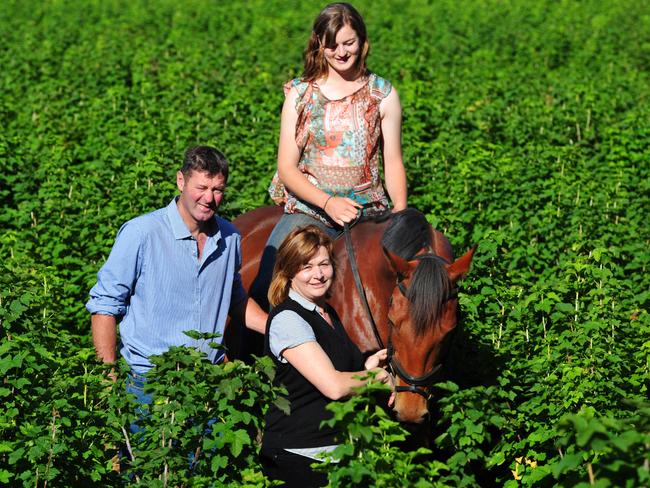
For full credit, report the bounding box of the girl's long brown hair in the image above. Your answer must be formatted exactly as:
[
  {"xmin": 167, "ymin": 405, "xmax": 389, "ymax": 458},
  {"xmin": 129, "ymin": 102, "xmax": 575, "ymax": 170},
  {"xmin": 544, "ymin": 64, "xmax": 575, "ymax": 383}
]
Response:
[
  {"xmin": 268, "ymin": 225, "xmax": 336, "ymax": 307},
  {"xmin": 302, "ymin": 3, "xmax": 369, "ymax": 82}
]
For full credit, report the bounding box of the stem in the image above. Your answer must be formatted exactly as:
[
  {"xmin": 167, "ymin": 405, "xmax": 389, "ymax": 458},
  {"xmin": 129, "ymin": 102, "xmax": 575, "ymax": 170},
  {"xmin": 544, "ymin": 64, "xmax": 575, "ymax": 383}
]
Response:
[
  {"xmin": 192, "ymin": 446, "xmax": 202, "ymax": 469},
  {"xmin": 43, "ymin": 407, "xmax": 59, "ymax": 488},
  {"xmin": 120, "ymin": 423, "xmax": 136, "ymax": 463},
  {"xmin": 525, "ymin": 324, "xmax": 529, "ymax": 343},
  {"xmin": 118, "ymin": 406, "xmax": 136, "ymax": 474},
  {"xmin": 587, "ymin": 462, "xmax": 595, "ymax": 485},
  {"xmin": 83, "ymin": 365, "xmax": 88, "ymax": 407}
]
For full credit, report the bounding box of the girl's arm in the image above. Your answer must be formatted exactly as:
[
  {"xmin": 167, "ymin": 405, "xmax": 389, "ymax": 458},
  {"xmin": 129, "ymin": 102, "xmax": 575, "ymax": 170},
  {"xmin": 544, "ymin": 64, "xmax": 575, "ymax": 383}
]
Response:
[
  {"xmin": 380, "ymin": 88, "xmax": 408, "ymax": 212},
  {"xmin": 276, "ymin": 88, "xmax": 362, "ymax": 226},
  {"xmin": 282, "ymin": 341, "xmax": 392, "ymax": 400}
]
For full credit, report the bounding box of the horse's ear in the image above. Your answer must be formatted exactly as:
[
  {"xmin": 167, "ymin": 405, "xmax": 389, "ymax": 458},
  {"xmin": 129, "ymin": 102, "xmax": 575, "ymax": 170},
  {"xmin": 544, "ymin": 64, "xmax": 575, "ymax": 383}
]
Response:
[
  {"xmin": 383, "ymin": 248, "xmax": 417, "ymax": 276},
  {"xmin": 447, "ymin": 245, "xmax": 477, "ymax": 282}
]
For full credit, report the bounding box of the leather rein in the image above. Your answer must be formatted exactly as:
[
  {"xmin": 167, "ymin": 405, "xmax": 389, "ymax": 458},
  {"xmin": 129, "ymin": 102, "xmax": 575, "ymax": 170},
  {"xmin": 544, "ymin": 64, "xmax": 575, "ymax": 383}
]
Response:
[{"xmin": 343, "ymin": 222, "xmax": 452, "ymax": 400}]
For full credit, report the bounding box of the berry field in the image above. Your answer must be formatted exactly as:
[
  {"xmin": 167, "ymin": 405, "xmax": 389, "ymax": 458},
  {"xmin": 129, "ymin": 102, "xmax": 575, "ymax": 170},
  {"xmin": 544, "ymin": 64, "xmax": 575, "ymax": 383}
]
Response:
[{"xmin": 1, "ymin": 0, "xmax": 648, "ymax": 485}]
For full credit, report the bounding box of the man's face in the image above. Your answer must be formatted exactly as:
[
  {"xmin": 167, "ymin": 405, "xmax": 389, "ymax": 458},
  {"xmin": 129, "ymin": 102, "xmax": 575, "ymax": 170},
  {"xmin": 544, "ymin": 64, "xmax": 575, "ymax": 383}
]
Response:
[{"xmin": 176, "ymin": 169, "xmax": 227, "ymax": 226}]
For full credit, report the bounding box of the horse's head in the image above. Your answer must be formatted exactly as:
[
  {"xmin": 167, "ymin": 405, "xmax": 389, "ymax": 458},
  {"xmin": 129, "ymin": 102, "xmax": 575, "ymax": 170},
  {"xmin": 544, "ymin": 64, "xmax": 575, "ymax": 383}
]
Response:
[{"xmin": 382, "ymin": 237, "xmax": 475, "ymax": 423}]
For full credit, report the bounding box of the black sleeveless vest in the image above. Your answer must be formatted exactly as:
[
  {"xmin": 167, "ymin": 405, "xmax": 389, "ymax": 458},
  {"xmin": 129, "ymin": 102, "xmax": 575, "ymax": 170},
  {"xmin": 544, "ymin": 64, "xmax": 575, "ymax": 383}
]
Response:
[{"xmin": 262, "ymin": 297, "xmax": 364, "ymax": 449}]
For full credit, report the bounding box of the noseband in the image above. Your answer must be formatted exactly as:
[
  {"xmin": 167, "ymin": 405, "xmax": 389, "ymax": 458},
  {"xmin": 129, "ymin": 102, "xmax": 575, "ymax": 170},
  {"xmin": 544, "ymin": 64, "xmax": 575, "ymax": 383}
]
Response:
[
  {"xmin": 387, "ymin": 340, "xmax": 442, "ymax": 399},
  {"xmin": 343, "ymin": 223, "xmax": 455, "ymax": 400}
]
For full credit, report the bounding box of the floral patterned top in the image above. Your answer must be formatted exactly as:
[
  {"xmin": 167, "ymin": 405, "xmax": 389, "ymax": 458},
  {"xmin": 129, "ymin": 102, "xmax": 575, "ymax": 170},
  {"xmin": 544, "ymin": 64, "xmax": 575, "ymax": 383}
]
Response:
[{"xmin": 268, "ymin": 72, "xmax": 392, "ymax": 226}]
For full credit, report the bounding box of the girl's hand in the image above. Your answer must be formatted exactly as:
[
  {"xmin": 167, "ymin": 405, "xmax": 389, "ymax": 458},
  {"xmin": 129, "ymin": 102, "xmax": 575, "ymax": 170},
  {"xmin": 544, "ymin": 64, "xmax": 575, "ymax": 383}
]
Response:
[
  {"xmin": 364, "ymin": 348, "xmax": 388, "ymax": 370},
  {"xmin": 323, "ymin": 196, "xmax": 362, "ymax": 226}
]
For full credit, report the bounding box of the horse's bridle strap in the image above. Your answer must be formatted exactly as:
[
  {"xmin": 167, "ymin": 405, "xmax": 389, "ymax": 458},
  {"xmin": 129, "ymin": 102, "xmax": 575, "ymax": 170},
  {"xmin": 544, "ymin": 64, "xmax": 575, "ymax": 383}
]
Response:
[
  {"xmin": 343, "ymin": 222, "xmax": 385, "ymax": 350},
  {"xmin": 390, "ymin": 358, "xmax": 442, "ymax": 386},
  {"xmin": 394, "ymin": 385, "xmax": 430, "ymax": 399},
  {"xmin": 344, "ymin": 222, "xmax": 447, "ymax": 399}
]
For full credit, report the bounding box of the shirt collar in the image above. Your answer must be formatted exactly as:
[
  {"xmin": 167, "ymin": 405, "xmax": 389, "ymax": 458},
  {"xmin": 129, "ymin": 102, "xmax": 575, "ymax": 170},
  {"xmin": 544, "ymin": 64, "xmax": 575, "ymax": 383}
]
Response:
[
  {"xmin": 166, "ymin": 197, "xmax": 193, "ymax": 239},
  {"xmin": 288, "ymin": 288, "xmax": 319, "ymax": 312},
  {"xmin": 167, "ymin": 197, "xmax": 222, "ymax": 246}
]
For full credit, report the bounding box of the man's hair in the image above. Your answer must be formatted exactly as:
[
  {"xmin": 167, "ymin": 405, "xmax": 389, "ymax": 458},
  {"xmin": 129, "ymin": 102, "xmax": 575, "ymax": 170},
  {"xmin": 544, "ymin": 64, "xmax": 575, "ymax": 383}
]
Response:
[
  {"xmin": 181, "ymin": 145, "xmax": 229, "ymax": 180},
  {"xmin": 268, "ymin": 225, "xmax": 336, "ymax": 307}
]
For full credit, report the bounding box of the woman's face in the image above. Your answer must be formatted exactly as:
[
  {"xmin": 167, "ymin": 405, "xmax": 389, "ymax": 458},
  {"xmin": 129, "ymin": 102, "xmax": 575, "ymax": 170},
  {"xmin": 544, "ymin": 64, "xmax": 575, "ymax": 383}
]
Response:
[
  {"xmin": 322, "ymin": 24, "xmax": 360, "ymax": 76},
  {"xmin": 291, "ymin": 246, "xmax": 334, "ymax": 303}
]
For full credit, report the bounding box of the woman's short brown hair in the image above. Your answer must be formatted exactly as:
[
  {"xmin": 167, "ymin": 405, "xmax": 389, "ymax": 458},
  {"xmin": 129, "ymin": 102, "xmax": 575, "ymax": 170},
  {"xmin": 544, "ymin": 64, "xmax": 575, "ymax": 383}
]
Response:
[{"xmin": 268, "ymin": 225, "xmax": 336, "ymax": 307}]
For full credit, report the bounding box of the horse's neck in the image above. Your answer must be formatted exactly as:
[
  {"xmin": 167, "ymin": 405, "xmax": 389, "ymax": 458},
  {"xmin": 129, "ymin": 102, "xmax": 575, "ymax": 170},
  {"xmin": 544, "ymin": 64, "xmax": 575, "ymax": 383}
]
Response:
[
  {"xmin": 431, "ymin": 228, "xmax": 454, "ymax": 262},
  {"xmin": 330, "ymin": 222, "xmax": 392, "ymax": 352}
]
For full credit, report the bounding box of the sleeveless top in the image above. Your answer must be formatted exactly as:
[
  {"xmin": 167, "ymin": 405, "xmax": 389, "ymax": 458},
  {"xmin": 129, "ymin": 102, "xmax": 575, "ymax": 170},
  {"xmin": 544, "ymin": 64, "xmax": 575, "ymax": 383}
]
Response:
[
  {"xmin": 268, "ymin": 73, "xmax": 393, "ymax": 226},
  {"xmin": 262, "ymin": 296, "xmax": 364, "ymax": 449}
]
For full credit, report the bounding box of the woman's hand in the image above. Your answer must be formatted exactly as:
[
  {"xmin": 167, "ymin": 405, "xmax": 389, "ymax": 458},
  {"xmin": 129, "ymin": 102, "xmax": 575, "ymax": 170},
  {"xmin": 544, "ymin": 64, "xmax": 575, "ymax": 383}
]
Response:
[
  {"xmin": 375, "ymin": 368, "xmax": 396, "ymax": 408},
  {"xmin": 367, "ymin": 360, "xmax": 396, "ymax": 407},
  {"xmin": 323, "ymin": 196, "xmax": 362, "ymax": 226},
  {"xmin": 364, "ymin": 348, "xmax": 388, "ymax": 370},
  {"xmin": 388, "ymin": 391, "xmax": 396, "ymax": 407},
  {"xmin": 374, "ymin": 368, "xmax": 394, "ymax": 387},
  {"xmin": 373, "ymin": 368, "xmax": 396, "ymax": 408}
]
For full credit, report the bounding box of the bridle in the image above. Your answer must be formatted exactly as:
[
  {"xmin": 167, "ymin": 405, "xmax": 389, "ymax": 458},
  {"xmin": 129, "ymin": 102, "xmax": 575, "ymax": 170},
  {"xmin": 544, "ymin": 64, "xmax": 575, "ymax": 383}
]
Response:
[
  {"xmin": 386, "ymin": 254, "xmax": 458, "ymax": 399},
  {"xmin": 343, "ymin": 222, "xmax": 457, "ymax": 400}
]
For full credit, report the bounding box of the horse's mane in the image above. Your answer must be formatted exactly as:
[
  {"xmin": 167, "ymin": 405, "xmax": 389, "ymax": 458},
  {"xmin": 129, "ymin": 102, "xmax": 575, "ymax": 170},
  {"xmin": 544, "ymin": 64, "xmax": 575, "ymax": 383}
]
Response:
[
  {"xmin": 380, "ymin": 208, "xmax": 432, "ymax": 259},
  {"xmin": 407, "ymin": 258, "xmax": 452, "ymax": 336},
  {"xmin": 381, "ymin": 208, "xmax": 452, "ymax": 336}
]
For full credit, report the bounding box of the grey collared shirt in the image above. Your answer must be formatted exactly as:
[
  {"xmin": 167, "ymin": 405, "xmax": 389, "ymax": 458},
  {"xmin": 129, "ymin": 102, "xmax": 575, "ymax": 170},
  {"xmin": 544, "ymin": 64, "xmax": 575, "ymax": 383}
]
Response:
[{"xmin": 268, "ymin": 288, "xmax": 321, "ymax": 363}]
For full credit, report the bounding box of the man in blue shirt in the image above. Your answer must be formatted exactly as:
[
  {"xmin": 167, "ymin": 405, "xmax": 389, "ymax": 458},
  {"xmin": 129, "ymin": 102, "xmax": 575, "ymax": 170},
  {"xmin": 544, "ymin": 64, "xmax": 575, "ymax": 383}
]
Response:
[{"xmin": 86, "ymin": 145, "xmax": 266, "ymax": 377}]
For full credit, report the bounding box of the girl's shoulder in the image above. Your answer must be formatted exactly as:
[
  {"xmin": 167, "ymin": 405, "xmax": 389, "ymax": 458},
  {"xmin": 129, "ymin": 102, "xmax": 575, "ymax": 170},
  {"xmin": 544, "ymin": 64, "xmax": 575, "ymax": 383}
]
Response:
[
  {"xmin": 367, "ymin": 72, "xmax": 393, "ymax": 100},
  {"xmin": 283, "ymin": 77, "xmax": 312, "ymax": 97}
]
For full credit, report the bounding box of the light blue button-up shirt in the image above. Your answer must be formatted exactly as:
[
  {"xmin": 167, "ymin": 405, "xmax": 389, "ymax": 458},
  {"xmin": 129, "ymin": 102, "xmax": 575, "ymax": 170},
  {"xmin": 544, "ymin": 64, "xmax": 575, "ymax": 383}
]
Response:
[{"xmin": 86, "ymin": 197, "xmax": 246, "ymax": 374}]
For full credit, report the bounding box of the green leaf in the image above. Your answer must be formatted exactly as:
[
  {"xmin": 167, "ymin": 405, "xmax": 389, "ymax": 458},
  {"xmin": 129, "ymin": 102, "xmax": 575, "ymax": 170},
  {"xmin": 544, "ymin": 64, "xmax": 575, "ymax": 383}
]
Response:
[
  {"xmin": 0, "ymin": 469, "xmax": 12, "ymax": 483},
  {"xmin": 552, "ymin": 453, "xmax": 584, "ymax": 477}
]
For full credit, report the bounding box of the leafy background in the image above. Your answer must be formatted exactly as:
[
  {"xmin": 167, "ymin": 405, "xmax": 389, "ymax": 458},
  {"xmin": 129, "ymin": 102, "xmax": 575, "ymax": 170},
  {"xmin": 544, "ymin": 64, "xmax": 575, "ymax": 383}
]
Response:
[{"xmin": 1, "ymin": 0, "xmax": 648, "ymax": 485}]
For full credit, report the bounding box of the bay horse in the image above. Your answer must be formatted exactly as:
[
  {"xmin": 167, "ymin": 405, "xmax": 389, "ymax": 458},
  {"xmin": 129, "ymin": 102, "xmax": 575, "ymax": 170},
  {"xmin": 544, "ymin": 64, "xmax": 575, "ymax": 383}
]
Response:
[{"xmin": 231, "ymin": 206, "xmax": 475, "ymax": 424}]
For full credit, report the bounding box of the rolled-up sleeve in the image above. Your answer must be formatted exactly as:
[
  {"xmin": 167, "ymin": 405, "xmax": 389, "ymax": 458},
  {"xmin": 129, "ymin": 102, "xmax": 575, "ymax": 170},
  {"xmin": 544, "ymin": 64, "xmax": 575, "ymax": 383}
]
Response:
[{"xmin": 86, "ymin": 222, "xmax": 144, "ymax": 318}]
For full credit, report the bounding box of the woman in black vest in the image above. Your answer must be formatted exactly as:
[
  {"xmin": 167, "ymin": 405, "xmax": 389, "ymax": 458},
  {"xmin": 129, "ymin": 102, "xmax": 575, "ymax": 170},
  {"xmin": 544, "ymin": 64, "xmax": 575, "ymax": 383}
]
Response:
[{"xmin": 260, "ymin": 225, "xmax": 393, "ymax": 487}]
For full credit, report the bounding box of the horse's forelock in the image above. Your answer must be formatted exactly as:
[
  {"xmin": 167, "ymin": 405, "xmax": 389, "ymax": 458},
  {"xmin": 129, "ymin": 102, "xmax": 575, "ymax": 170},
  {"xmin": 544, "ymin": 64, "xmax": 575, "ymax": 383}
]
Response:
[
  {"xmin": 380, "ymin": 208, "xmax": 451, "ymax": 335},
  {"xmin": 406, "ymin": 258, "xmax": 452, "ymax": 337},
  {"xmin": 381, "ymin": 208, "xmax": 432, "ymax": 260}
]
